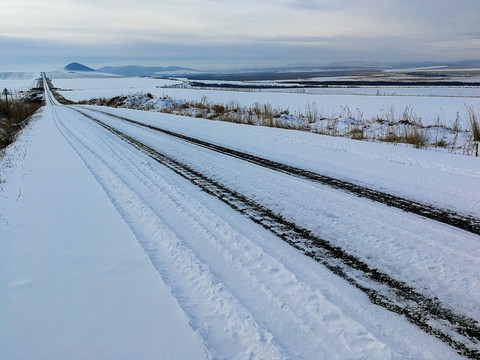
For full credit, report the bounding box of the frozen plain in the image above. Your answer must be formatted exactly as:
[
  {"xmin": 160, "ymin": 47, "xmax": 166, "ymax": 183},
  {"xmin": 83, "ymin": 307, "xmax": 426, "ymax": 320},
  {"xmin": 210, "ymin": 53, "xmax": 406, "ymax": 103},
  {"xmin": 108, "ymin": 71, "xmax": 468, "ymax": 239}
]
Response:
[
  {"xmin": 52, "ymin": 76, "xmax": 480, "ymax": 127},
  {"xmin": 1, "ymin": 75, "xmax": 479, "ymax": 359}
]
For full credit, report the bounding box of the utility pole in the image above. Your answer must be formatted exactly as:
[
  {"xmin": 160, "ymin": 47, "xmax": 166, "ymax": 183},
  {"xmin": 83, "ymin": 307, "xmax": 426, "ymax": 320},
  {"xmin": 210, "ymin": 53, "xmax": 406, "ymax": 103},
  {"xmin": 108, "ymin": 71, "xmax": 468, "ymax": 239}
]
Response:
[{"xmin": 3, "ymin": 88, "xmax": 10, "ymax": 120}]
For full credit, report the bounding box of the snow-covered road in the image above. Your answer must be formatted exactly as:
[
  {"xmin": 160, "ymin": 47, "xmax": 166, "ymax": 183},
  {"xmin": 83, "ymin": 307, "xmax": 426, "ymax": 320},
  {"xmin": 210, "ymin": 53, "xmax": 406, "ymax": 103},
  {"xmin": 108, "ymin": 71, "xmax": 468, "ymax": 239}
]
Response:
[{"xmin": 1, "ymin": 78, "xmax": 479, "ymax": 359}]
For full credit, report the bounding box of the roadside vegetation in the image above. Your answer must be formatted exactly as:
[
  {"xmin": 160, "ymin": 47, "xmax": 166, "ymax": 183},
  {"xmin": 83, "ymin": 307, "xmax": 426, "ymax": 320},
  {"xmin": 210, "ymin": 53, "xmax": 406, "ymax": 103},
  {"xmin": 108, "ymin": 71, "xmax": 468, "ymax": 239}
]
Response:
[
  {"xmin": 75, "ymin": 92, "xmax": 480, "ymax": 156},
  {"xmin": 0, "ymin": 90, "xmax": 44, "ymax": 153},
  {"xmin": 52, "ymin": 90, "xmax": 76, "ymax": 105},
  {"xmin": 467, "ymin": 106, "xmax": 480, "ymax": 156}
]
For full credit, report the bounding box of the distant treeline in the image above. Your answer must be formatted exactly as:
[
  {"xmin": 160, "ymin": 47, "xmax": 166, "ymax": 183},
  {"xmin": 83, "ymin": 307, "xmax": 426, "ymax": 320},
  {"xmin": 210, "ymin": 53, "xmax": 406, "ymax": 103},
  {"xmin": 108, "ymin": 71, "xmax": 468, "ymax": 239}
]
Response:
[{"xmin": 189, "ymin": 80, "xmax": 480, "ymax": 89}]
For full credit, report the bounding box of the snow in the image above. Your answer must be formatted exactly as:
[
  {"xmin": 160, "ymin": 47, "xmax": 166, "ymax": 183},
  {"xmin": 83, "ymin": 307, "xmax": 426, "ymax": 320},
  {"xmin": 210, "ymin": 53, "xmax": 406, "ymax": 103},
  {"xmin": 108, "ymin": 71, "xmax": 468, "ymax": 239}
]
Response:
[
  {"xmin": 54, "ymin": 77, "xmax": 182, "ymax": 92},
  {"xmin": 56, "ymin": 77, "xmax": 480, "ymax": 128},
  {"xmin": 0, "ymin": 72, "xmax": 39, "ymax": 81},
  {"xmin": 78, "ymin": 105, "xmax": 480, "ymax": 320},
  {"xmin": 0, "ymin": 106, "xmax": 207, "ymax": 360},
  {"xmin": 0, "ymin": 77, "xmax": 39, "ymax": 95},
  {"xmin": 1, "ymin": 77, "xmax": 478, "ymax": 359},
  {"xmin": 45, "ymin": 70, "xmax": 120, "ymax": 79},
  {"xmin": 80, "ymin": 105, "xmax": 480, "ymax": 218}
]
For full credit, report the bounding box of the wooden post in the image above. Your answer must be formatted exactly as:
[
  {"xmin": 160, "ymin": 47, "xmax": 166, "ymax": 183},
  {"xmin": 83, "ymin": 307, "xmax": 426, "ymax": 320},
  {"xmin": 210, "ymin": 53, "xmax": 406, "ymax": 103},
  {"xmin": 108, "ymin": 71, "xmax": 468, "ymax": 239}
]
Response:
[{"xmin": 3, "ymin": 88, "xmax": 10, "ymax": 120}]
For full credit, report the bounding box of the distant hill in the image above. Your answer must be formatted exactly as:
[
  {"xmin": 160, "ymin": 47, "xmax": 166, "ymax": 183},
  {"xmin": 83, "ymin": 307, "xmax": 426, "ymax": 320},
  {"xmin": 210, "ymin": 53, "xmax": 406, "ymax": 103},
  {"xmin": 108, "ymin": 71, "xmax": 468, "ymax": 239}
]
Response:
[
  {"xmin": 64, "ymin": 62, "xmax": 96, "ymax": 72},
  {"xmin": 97, "ymin": 65, "xmax": 193, "ymax": 77}
]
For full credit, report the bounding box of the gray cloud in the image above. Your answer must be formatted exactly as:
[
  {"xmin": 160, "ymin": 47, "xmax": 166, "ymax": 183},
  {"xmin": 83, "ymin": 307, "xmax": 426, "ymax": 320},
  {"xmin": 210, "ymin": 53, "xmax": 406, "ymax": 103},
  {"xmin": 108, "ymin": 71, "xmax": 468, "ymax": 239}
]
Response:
[
  {"xmin": 1, "ymin": 0, "xmax": 479, "ymax": 71},
  {"xmin": 283, "ymin": 0, "xmax": 344, "ymax": 10}
]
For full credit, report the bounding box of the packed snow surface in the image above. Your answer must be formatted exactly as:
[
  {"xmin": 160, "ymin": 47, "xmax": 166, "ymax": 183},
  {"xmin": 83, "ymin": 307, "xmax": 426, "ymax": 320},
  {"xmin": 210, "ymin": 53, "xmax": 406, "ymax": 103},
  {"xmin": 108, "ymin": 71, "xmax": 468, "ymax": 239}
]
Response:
[{"xmin": 1, "ymin": 77, "xmax": 478, "ymax": 359}]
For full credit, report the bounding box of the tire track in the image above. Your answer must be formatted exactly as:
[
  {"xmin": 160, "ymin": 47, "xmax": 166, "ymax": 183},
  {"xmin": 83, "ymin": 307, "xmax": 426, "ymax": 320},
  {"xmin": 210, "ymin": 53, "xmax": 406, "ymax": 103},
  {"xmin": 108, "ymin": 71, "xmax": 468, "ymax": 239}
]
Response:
[
  {"xmin": 53, "ymin": 107, "xmax": 289, "ymax": 359},
  {"xmin": 73, "ymin": 107, "xmax": 480, "ymax": 359},
  {"xmin": 78, "ymin": 106, "xmax": 480, "ymax": 236},
  {"xmin": 78, "ymin": 114, "xmax": 384, "ymax": 358}
]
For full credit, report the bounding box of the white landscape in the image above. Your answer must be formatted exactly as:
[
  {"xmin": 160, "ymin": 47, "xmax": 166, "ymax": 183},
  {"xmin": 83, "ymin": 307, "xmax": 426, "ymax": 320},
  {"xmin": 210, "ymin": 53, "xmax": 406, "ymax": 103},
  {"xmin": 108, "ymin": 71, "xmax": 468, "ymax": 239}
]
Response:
[
  {"xmin": 51, "ymin": 75, "xmax": 480, "ymax": 156},
  {"xmin": 0, "ymin": 70, "xmax": 479, "ymax": 359},
  {"xmin": 3, "ymin": 0, "xmax": 480, "ymax": 357}
]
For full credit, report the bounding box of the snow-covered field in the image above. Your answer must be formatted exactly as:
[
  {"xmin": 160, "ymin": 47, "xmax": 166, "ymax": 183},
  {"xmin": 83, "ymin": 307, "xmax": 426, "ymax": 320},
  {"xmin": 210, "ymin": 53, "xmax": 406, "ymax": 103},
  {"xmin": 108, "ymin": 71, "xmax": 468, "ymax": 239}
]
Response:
[
  {"xmin": 1, "ymin": 74, "xmax": 479, "ymax": 359},
  {"xmin": 0, "ymin": 77, "xmax": 40, "ymax": 96},
  {"xmin": 3, "ymin": 74, "xmax": 479, "ymax": 128},
  {"xmin": 51, "ymin": 76, "xmax": 480, "ymax": 156},
  {"xmin": 54, "ymin": 77, "xmax": 480, "ymax": 128}
]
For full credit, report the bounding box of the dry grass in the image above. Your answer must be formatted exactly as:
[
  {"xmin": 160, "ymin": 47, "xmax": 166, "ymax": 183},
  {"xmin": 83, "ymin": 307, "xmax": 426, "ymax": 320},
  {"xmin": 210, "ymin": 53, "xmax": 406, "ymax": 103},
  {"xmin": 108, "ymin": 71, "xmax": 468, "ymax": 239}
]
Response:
[
  {"xmin": 53, "ymin": 91, "xmax": 76, "ymax": 105},
  {"xmin": 467, "ymin": 106, "xmax": 480, "ymax": 142},
  {"xmin": 347, "ymin": 127, "xmax": 365, "ymax": 140},
  {"xmin": 402, "ymin": 127, "xmax": 428, "ymax": 148},
  {"xmin": 378, "ymin": 126, "xmax": 427, "ymax": 149},
  {"xmin": 467, "ymin": 106, "xmax": 480, "ymax": 156},
  {"xmin": 0, "ymin": 92, "xmax": 44, "ymax": 150},
  {"xmin": 79, "ymin": 93, "xmax": 479, "ymax": 156}
]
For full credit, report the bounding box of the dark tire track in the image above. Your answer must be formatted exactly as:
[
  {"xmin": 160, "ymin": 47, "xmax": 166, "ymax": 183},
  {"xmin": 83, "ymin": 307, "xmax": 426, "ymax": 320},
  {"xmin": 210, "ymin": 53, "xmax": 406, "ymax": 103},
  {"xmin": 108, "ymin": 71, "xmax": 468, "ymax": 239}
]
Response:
[
  {"xmin": 73, "ymin": 107, "xmax": 480, "ymax": 359},
  {"xmin": 78, "ymin": 106, "xmax": 480, "ymax": 236}
]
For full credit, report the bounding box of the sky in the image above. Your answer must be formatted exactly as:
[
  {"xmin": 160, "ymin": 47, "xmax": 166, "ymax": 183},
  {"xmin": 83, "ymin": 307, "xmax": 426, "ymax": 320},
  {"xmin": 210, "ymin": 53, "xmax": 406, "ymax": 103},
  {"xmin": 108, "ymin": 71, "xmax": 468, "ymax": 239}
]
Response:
[{"xmin": 1, "ymin": 0, "xmax": 479, "ymax": 72}]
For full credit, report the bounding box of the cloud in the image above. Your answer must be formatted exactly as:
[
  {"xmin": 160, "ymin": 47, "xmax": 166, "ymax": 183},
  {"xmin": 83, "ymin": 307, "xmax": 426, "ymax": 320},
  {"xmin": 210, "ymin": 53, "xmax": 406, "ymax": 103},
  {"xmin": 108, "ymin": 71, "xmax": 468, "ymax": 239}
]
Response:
[
  {"xmin": 1, "ymin": 1, "xmax": 479, "ymax": 71},
  {"xmin": 283, "ymin": 0, "xmax": 343, "ymax": 10}
]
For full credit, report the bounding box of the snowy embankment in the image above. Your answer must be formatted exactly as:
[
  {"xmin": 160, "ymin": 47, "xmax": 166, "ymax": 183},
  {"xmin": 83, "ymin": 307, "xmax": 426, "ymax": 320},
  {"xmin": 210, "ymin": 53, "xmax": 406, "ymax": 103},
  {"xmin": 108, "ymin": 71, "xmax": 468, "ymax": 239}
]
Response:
[{"xmin": 1, "ymin": 78, "xmax": 479, "ymax": 359}]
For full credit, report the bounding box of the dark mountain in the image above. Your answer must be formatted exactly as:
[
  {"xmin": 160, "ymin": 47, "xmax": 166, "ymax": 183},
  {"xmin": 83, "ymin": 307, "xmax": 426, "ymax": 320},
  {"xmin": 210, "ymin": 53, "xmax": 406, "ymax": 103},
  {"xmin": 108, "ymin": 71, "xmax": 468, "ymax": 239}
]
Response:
[
  {"xmin": 97, "ymin": 65, "xmax": 193, "ymax": 77},
  {"xmin": 64, "ymin": 62, "xmax": 96, "ymax": 72}
]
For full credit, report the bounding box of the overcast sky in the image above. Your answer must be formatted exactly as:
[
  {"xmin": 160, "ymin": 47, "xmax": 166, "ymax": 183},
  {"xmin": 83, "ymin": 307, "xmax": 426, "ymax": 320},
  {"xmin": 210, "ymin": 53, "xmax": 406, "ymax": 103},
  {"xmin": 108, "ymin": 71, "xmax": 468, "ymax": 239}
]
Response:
[{"xmin": 1, "ymin": 0, "xmax": 479, "ymax": 71}]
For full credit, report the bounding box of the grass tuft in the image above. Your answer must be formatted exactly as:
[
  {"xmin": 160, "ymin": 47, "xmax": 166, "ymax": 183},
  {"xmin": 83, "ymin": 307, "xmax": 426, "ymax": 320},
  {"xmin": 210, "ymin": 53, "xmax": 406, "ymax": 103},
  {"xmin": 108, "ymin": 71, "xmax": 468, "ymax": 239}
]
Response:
[{"xmin": 467, "ymin": 106, "xmax": 480, "ymax": 142}]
